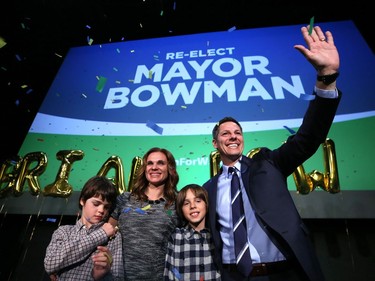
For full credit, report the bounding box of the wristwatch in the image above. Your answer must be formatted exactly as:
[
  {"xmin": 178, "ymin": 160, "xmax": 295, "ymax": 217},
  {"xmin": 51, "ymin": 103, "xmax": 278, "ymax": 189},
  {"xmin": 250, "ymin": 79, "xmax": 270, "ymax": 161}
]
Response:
[{"xmin": 317, "ymin": 72, "xmax": 340, "ymax": 85}]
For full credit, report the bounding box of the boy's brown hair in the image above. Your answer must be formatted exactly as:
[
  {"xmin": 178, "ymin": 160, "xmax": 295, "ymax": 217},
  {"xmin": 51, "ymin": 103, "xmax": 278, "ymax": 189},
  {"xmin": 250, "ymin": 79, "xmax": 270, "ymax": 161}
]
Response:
[
  {"xmin": 176, "ymin": 184, "xmax": 209, "ymax": 224},
  {"xmin": 78, "ymin": 175, "xmax": 117, "ymax": 214}
]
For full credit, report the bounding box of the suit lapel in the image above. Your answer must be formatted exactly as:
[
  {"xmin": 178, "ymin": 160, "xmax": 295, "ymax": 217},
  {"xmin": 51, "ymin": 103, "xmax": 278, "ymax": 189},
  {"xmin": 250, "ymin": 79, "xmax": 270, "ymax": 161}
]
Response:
[
  {"xmin": 207, "ymin": 176, "xmax": 219, "ymax": 226},
  {"xmin": 240, "ymin": 156, "xmax": 252, "ymax": 194}
]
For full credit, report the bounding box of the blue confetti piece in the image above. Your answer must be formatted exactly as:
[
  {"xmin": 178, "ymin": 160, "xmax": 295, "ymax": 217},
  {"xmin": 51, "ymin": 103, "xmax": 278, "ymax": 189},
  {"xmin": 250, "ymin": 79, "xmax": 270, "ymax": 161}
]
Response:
[
  {"xmin": 172, "ymin": 267, "xmax": 181, "ymax": 280},
  {"xmin": 46, "ymin": 218, "xmax": 57, "ymax": 223},
  {"xmin": 146, "ymin": 121, "xmax": 163, "ymax": 135},
  {"xmin": 228, "ymin": 26, "xmax": 236, "ymax": 32},
  {"xmin": 283, "ymin": 126, "xmax": 296, "ymax": 135},
  {"xmin": 15, "ymin": 54, "xmax": 22, "ymax": 61},
  {"xmin": 86, "ymin": 25, "xmax": 91, "ymax": 29},
  {"xmin": 300, "ymin": 94, "xmax": 315, "ymax": 100},
  {"xmin": 122, "ymin": 207, "xmax": 131, "ymax": 213},
  {"xmin": 135, "ymin": 208, "xmax": 147, "ymax": 215},
  {"xmin": 26, "ymin": 88, "xmax": 33, "ymax": 94}
]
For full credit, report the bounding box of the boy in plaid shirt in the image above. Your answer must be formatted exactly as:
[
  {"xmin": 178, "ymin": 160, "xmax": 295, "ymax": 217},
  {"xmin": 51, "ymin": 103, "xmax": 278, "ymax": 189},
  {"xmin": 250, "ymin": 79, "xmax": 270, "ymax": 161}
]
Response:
[
  {"xmin": 44, "ymin": 176, "xmax": 124, "ymax": 280},
  {"xmin": 164, "ymin": 184, "xmax": 221, "ymax": 281}
]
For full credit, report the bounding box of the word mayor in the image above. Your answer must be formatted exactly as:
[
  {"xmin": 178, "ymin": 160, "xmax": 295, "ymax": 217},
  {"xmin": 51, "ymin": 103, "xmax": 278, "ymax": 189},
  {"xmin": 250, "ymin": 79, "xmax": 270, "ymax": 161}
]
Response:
[{"xmin": 104, "ymin": 47, "xmax": 306, "ymax": 109}]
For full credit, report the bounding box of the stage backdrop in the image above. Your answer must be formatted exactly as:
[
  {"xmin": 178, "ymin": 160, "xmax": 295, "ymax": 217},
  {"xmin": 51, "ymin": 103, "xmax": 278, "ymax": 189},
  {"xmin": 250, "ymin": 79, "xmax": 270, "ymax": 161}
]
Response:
[{"xmin": 1, "ymin": 20, "xmax": 375, "ymax": 218}]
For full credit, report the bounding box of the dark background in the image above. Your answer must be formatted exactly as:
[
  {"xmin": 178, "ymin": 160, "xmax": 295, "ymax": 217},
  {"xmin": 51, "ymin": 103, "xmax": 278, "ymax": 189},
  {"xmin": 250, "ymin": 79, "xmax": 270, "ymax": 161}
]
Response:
[{"xmin": 1, "ymin": 1, "xmax": 374, "ymax": 280}]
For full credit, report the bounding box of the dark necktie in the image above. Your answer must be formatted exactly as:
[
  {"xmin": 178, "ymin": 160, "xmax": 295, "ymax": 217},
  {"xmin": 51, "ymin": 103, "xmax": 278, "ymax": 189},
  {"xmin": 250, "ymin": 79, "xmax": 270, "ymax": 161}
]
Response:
[{"xmin": 229, "ymin": 167, "xmax": 252, "ymax": 277}]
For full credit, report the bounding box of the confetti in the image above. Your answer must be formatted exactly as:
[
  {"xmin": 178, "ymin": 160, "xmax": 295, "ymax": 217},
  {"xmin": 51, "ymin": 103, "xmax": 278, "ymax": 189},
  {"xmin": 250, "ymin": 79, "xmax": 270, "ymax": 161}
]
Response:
[
  {"xmin": 148, "ymin": 70, "xmax": 153, "ymax": 79},
  {"xmin": 113, "ymin": 67, "xmax": 118, "ymax": 71},
  {"xmin": 81, "ymin": 93, "xmax": 87, "ymax": 98},
  {"xmin": 0, "ymin": 37, "xmax": 7, "ymax": 48},
  {"xmin": 86, "ymin": 25, "xmax": 91, "ymax": 29},
  {"xmin": 228, "ymin": 26, "xmax": 236, "ymax": 32},
  {"xmin": 148, "ymin": 70, "xmax": 152, "ymax": 79},
  {"xmin": 146, "ymin": 121, "xmax": 163, "ymax": 135},
  {"xmin": 55, "ymin": 53, "xmax": 62, "ymax": 58},
  {"xmin": 116, "ymin": 48, "xmax": 120, "ymax": 53},
  {"xmin": 283, "ymin": 126, "xmax": 296, "ymax": 135},
  {"xmin": 122, "ymin": 207, "xmax": 131, "ymax": 213},
  {"xmin": 172, "ymin": 268, "xmax": 181, "ymax": 280},
  {"xmin": 135, "ymin": 208, "xmax": 147, "ymax": 214},
  {"xmin": 96, "ymin": 76, "xmax": 107, "ymax": 93},
  {"xmin": 142, "ymin": 205, "xmax": 151, "ymax": 210},
  {"xmin": 308, "ymin": 16, "xmax": 315, "ymax": 35}
]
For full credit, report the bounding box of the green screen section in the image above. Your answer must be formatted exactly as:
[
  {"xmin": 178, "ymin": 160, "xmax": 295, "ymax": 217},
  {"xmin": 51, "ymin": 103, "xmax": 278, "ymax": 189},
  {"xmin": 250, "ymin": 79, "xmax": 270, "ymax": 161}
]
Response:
[{"xmin": 18, "ymin": 117, "xmax": 375, "ymax": 192}]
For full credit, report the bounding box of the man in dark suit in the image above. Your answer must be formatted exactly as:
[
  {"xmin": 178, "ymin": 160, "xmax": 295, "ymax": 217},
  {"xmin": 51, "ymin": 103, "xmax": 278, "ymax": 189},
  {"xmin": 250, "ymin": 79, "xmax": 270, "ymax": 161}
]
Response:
[{"xmin": 203, "ymin": 25, "xmax": 341, "ymax": 281}]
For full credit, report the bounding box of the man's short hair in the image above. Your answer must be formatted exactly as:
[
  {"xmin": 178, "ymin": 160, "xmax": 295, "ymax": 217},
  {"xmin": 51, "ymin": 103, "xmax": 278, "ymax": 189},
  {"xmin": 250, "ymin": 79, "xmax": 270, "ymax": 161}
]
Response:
[{"xmin": 212, "ymin": 116, "xmax": 242, "ymax": 140}]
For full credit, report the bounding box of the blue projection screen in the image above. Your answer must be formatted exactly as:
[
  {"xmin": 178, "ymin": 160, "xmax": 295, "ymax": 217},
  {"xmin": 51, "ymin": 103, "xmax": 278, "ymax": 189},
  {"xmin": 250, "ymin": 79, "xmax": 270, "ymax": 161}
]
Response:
[{"xmin": 1, "ymin": 20, "xmax": 375, "ymax": 218}]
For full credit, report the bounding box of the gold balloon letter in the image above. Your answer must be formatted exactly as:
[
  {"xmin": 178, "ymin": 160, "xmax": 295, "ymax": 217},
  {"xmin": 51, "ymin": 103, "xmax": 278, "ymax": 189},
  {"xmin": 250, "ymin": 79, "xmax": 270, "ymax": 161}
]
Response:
[
  {"xmin": 97, "ymin": 155, "xmax": 126, "ymax": 194},
  {"xmin": 0, "ymin": 157, "xmax": 20, "ymax": 197},
  {"xmin": 293, "ymin": 138, "xmax": 340, "ymax": 194},
  {"xmin": 209, "ymin": 151, "xmax": 221, "ymax": 178},
  {"xmin": 127, "ymin": 156, "xmax": 143, "ymax": 192},
  {"xmin": 43, "ymin": 150, "xmax": 84, "ymax": 197},
  {"xmin": 0, "ymin": 152, "xmax": 47, "ymax": 197}
]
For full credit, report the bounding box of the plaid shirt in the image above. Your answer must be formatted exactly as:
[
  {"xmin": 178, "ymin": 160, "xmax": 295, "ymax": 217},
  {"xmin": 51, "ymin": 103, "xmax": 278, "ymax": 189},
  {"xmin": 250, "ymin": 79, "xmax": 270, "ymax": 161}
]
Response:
[
  {"xmin": 44, "ymin": 220, "xmax": 124, "ymax": 280},
  {"xmin": 164, "ymin": 225, "xmax": 221, "ymax": 281}
]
